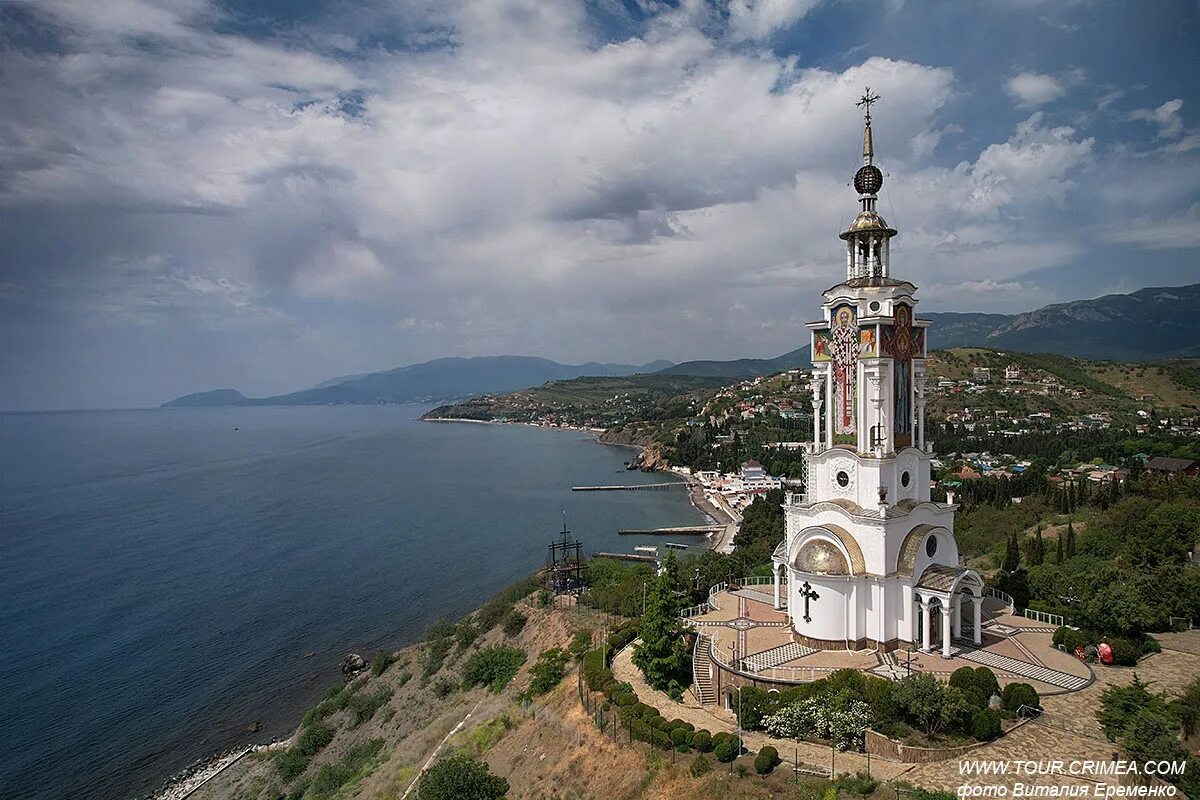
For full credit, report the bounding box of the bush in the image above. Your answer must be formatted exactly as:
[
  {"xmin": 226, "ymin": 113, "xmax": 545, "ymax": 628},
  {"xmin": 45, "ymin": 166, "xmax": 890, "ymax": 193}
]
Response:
[
  {"xmin": 754, "ymin": 745, "xmax": 781, "ymax": 775},
  {"xmin": 671, "ymin": 727, "xmax": 690, "ymax": 750},
  {"xmin": 837, "ymin": 771, "xmax": 879, "ymax": 796},
  {"xmin": 348, "ymin": 686, "xmax": 392, "ymax": 727},
  {"xmin": 527, "ymin": 648, "xmax": 570, "ymax": 696},
  {"xmin": 370, "ymin": 651, "xmax": 398, "ymax": 677},
  {"xmin": 568, "ymin": 630, "xmax": 593, "ymax": 660},
  {"xmin": 689, "ymin": 754, "xmax": 711, "ymax": 777},
  {"xmin": 971, "ymin": 708, "xmax": 1002, "ymax": 741},
  {"xmin": 463, "ymin": 645, "xmax": 526, "ymax": 693},
  {"xmin": 1105, "ymin": 637, "xmax": 1142, "ymax": 666},
  {"xmin": 502, "ymin": 608, "xmax": 528, "ymax": 637},
  {"xmin": 309, "ymin": 738, "xmax": 384, "ymax": 797},
  {"xmin": 417, "ymin": 753, "xmax": 508, "ymax": 800},
  {"xmin": 276, "ymin": 722, "xmax": 334, "ymax": 781},
  {"xmin": 714, "ymin": 735, "xmax": 741, "ymax": 763},
  {"xmin": 431, "ymin": 677, "xmax": 456, "ymax": 699},
  {"xmin": 1001, "ymin": 683, "xmax": 1040, "ymax": 714},
  {"xmin": 692, "ymin": 730, "xmax": 713, "ymax": 752},
  {"xmin": 582, "ymin": 649, "xmax": 614, "ymax": 691}
]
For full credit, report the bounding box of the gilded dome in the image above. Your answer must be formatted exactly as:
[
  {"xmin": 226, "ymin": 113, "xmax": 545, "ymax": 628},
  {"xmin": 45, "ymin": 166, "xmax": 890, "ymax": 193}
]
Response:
[
  {"xmin": 847, "ymin": 210, "xmax": 890, "ymax": 232},
  {"xmin": 793, "ymin": 539, "xmax": 849, "ymax": 575}
]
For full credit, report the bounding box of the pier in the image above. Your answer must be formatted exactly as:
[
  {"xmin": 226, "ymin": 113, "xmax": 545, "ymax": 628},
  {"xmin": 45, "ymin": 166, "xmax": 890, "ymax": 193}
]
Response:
[
  {"xmin": 571, "ymin": 482, "xmax": 680, "ymax": 491},
  {"xmin": 594, "ymin": 552, "xmax": 658, "ymax": 563},
  {"xmin": 618, "ymin": 525, "xmax": 722, "ymax": 536}
]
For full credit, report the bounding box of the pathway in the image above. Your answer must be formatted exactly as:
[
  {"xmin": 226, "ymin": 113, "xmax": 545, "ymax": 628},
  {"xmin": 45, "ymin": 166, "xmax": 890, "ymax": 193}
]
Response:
[{"xmin": 954, "ymin": 645, "xmax": 1091, "ymax": 691}]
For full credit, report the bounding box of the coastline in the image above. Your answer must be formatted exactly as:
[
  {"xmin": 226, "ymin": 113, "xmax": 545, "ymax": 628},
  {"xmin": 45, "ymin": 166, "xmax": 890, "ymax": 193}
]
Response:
[
  {"xmin": 147, "ymin": 416, "xmax": 707, "ymax": 800},
  {"xmin": 422, "ymin": 416, "xmax": 739, "ymax": 553}
]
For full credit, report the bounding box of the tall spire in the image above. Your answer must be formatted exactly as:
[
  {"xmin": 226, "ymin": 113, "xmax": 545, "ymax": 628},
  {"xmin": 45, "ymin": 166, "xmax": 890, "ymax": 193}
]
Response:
[
  {"xmin": 840, "ymin": 87, "xmax": 896, "ymax": 281},
  {"xmin": 857, "ymin": 87, "xmax": 880, "ymax": 166}
]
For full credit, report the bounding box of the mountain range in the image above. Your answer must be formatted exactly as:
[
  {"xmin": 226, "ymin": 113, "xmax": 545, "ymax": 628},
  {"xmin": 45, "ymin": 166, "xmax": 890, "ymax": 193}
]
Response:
[{"xmin": 162, "ymin": 283, "xmax": 1200, "ymax": 407}]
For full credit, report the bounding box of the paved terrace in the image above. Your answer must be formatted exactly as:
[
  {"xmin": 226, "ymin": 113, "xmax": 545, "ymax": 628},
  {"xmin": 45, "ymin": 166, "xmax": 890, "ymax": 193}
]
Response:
[{"xmin": 685, "ymin": 587, "xmax": 1091, "ymax": 692}]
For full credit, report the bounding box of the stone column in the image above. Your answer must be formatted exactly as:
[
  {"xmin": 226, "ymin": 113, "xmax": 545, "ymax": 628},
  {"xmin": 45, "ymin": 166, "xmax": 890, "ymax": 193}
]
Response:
[
  {"xmin": 810, "ymin": 376, "xmax": 822, "ymax": 448},
  {"xmin": 773, "ymin": 565, "xmax": 782, "ymax": 610},
  {"xmin": 972, "ymin": 596, "xmax": 983, "ymax": 646},
  {"xmin": 915, "ymin": 370, "xmax": 926, "ymax": 451},
  {"xmin": 941, "ymin": 600, "xmax": 953, "ymax": 659},
  {"xmin": 918, "ymin": 601, "xmax": 932, "ymax": 652},
  {"xmin": 846, "ymin": 240, "xmax": 854, "ymax": 279},
  {"xmin": 867, "ymin": 236, "xmax": 876, "ymax": 275},
  {"xmin": 952, "ymin": 594, "xmax": 962, "ymax": 639},
  {"xmin": 882, "ymin": 237, "xmax": 890, "ymax": 276},
  {"xmin": 824, "ymin": 368, "xmax": 834, "ymax": 449}
]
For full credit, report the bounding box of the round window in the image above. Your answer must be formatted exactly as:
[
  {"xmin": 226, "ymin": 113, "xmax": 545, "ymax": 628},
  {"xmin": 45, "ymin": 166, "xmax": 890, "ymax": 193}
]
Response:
[
  {"xmin": 901, "ymin": 471, "xmax": 911, "ymax": 488},
  {"xmin": 836, "ymin": 471, "xmax": 850, "ymax": 487},
  {"xmin": 925, "ymin": 536, "xmax": 938, "ymax": 557},
  {"xmin": 869, "ymin": 301, "xmax": 881, "ymax": 312}
]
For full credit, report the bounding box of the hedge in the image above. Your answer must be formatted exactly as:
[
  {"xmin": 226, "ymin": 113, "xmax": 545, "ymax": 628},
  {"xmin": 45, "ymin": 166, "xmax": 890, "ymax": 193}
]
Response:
[{"xmin": 1001, "ymin": 682, "xmax": 1040, "ymax": 714}]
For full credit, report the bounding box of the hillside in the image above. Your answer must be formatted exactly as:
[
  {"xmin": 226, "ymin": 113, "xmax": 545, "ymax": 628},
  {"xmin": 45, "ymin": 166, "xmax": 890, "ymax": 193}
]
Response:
[
  {"xmin": 656, "ymin": 346, "xmax": 810, "ymax": 379},
  {"xmin": 923, "ymin": 284, "xmax": 1200, "ymax": 360},
  {"xmin": 162, "ymin": 357, "xmax": 674, "ymax": 408}
]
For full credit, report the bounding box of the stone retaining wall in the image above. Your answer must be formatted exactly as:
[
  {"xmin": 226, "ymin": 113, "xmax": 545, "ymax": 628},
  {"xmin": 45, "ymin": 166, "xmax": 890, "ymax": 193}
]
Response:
[{"xmin": 864, "ymin": 720, "xmax": 1028, "ymax": 764}]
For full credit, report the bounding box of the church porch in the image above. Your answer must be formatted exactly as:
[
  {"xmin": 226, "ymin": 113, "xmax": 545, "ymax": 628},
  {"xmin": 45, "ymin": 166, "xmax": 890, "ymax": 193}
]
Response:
[{"xmin": 684, "ymin": 585, "xmax": 1092, "ymax": 697}]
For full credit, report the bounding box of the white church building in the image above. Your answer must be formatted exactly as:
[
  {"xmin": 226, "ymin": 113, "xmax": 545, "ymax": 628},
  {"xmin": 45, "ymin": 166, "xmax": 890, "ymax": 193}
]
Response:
[{"xmin": 768, "ymin": 91, "xmax": 985, "ymax": 658}]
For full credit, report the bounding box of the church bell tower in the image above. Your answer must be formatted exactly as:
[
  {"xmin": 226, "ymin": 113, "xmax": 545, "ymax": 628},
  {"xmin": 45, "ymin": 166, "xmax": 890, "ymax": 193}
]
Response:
[{"xmin": 770, "ymin": 89, "xmax": 977, "ymax": 655}]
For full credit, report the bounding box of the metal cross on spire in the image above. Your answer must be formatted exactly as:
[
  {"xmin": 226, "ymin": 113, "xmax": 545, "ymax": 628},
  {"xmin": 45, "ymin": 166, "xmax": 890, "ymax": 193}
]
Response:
[{"xmin": 856, "ymin": 87, "xmax": 881, "ymax": 123}]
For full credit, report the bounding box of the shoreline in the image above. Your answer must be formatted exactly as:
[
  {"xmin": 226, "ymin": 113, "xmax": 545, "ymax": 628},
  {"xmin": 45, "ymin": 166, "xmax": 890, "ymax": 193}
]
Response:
[{"xmin": 147, "ymin": 418, "xmax": 707, "ymax": 800}]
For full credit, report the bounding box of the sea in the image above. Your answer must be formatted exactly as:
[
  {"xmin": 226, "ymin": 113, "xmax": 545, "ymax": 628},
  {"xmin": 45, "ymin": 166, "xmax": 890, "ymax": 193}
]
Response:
[{"xmin": 0, "ymin": 404, "xmax": 705, "ymax": 800}]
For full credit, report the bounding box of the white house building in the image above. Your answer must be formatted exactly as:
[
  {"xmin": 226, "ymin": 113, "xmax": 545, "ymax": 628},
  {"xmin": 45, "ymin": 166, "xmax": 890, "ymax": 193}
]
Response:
[{"xmin": 769, "ymin": 92, "xmax": 984, "ymax": 658}]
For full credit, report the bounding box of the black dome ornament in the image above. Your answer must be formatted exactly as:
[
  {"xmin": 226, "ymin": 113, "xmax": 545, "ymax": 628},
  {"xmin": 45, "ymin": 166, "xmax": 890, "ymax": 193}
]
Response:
[{"xmin": 854, "ymin": 164, "xmax": 883, "ymax": 195}]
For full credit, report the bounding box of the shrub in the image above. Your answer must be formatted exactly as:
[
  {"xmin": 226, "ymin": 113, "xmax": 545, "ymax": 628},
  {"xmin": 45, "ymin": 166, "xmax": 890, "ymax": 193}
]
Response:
[
  {"xmin": 1053, "ymin": 626, "xmax": 1090, "ymax": 652},
  {"xmin": 1142, "ymin": 636, "xmax": 1162, "ymax": 655},
  {"xmin": 692, "ymin": 730, "xmax": 713, "ymax": 752},
  {"xmin": 309, "ymin": 738, "xmax": 384, "ymax": 797},
  {"xmin": 276, "ymin": 722, "xmax": 334, "ymax": 781},
  {"xmin": 1001, "ymin": 682, "xmax": 1040, "ymax": 714},
  {"xmin": 689, "ymin": 754, "xmax": 711, "ymax": 777},
  {"xmin": 736, "ymin": 764, "xmax": 750, "ymax": 778},
  {"xmin": 422, "ymin": 637, "xmax": 453, "ymax": 677},
  {"xmin": 971, "ymin": 708, "xmax": 1002, "ymax": 741},
  {"xmin": 417, "ymin": 753, "xmax": 508, "ymax": 800},
  {"xmin": 582, "ymin": 649, "xmax": 613, "ymax": 691},
  {"xmin": 837, "ymin": 771, "xmax": 879, "ymax": 796},
  {"xmin": 714, "ymin": 735, "xmax": 741, "ymax": 763},
  {"xmin": 463, "ymin": 645, "xmax": 526, "ymax": 693},
  {"xmin": 502, "ymin": 608, "xmax": 528, "ymax": 637},
  {"xmin": 348, "ymin": 686, "xmax": 393, "ymax": 727},
  {"xmin": 973, "ymin": 668, "xmax": 1000, "ymax": 703},
  {"xmin": 568, "ymin": 630, "xmax": 593, "ymax": 660},
  {"xmin": 527, "ymin": 647, "xmax": 570, "ymax": 696},
  {"xmin": 671, "ymin": 727, "xmax": 690, "ymax": 751},
  {"xmin": 651, "ymin": 729, "xmax": 672, "ymax": 749},
  {"xmin": 370, "ymin": 651, "xmax": 397, "ymax": 677},
  {"xmin": 432, "ymin": 677, "xmax": 456, "ymax": 699},
  {"xmin": 1105, "ymin": 637, "xmax": 1142, "ymax": 666},
  {"xmin": 754, "ymin": 745, "xmax": 781, "ymax": 775}
]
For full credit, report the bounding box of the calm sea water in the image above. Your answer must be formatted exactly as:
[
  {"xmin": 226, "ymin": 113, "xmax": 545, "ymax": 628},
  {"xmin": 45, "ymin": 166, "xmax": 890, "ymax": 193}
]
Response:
[{"xmin": 0, "ymin": 405, "xmax": 703, "ymax": 800}]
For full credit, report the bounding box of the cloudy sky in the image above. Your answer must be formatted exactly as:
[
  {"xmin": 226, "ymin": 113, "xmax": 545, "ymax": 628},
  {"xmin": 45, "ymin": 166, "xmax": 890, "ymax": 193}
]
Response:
[{"xmin": 2, "ymin": 0, "xmax": 1198, "ymax": 409}]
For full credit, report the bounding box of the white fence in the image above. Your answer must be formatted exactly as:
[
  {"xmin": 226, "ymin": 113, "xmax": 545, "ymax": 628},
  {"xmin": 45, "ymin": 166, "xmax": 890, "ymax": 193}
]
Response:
[
  {"xmin": 1168, "ymin": 616, "xmax": 1195, "ymax": 631},
  {"xmin": 680, "ymin": 603, "xmax": 711, "ymax": 619},
  {"xmin": 1021, "ymin": 608, "xmax": 1066, "ymax": 627},
  {"xmin": 982, "ymin": 587, "xmax": 1014, "ymax": 609}
]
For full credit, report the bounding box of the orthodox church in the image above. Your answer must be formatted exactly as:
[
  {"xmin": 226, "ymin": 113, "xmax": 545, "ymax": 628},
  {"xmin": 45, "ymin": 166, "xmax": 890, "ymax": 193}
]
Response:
[{"xmin": 768, "ymin": 91, "xmax": 984, "ymax": 657}]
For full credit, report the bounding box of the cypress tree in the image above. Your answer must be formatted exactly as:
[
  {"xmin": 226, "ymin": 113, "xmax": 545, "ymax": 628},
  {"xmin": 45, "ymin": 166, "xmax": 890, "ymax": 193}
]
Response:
[
  {"xmin": 1002, "ymin": 531, "xmax": 1021, "ymax": 573},
  {"xmin": 1054, "ymin": 532, "xmax": 1063, "ymax": 565},
  {"xmin": 1031, "ymin": 525, "xmax": 1045, "ymax": 566},
  {"xmin": 632, "ymin": 572, "xmax": 691, "ymax": 695},
  {"xmin": 1065, "ymin": 520, "xmax": 1076, "ymax": 558}
]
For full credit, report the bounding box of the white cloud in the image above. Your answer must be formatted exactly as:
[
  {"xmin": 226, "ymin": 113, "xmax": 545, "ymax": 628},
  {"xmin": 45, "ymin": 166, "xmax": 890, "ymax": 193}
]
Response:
[
  {"xmin": 1130, "ymin": 98, "xmax": 1184, "ymax": 139},
  {"xmin": 1004, "ymin": 69, "xmax": 1084, "ymax": 108},
  {"xmin": 726, "ymin": 0, "xmax": 822, "ymax": 41}
]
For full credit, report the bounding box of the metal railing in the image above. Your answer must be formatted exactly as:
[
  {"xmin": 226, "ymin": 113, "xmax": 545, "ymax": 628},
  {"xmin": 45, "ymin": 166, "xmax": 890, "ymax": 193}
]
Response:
[
  {"xmin": 1168, "ymin": 616, "xmax": 1195, "ymax": 631},
  {"xmin": 982, "ymin": 587, "xmax": 1014, "ymax": 610},
  {"xmin": 1020, "ymin": 608, "xmax": 1066, "ymax": 627},
  {"xmin": 707, "ymin": 638, "xmax": 831, "ymax": 684},
  {"xmin": 680, "ymin": 603, "xmax": 711, "ymax": 619}
]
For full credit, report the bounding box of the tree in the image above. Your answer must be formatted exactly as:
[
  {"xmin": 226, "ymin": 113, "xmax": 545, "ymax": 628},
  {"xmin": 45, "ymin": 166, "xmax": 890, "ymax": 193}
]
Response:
[
  {"xmin": 1002, "ymin": 532, "xmax": 1021, "ymax": 573},
  {"xmin": 1031, "ymin": 526, "xmax": 1045, "ymax": 566},
  {"xmin": 417, "ymin": 754, "xmax": 508, "ymax": 800},
  {"xmin": 632, "ymin": 572, "xmax": 691, "ymax": 697},
  {"xmin": 1065, "ymin": 520, "xmax": 1076, "ymax": 558},
  {"xmin": 1054, "ymin": 533, "xmax": 1063, "ymax": 565}
]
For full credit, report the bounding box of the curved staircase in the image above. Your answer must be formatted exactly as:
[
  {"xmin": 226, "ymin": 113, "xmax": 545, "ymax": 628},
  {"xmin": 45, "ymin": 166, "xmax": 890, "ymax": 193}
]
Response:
[{"xmin": 692, "ymin": 632, "xmax": 716, "ymax": 705}]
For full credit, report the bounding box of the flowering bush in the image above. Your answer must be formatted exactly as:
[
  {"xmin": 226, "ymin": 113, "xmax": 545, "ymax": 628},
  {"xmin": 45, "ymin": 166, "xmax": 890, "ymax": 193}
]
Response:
[{"xmin": 763, "ymin": 697, "xmax": 873, "ymax": 751}]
